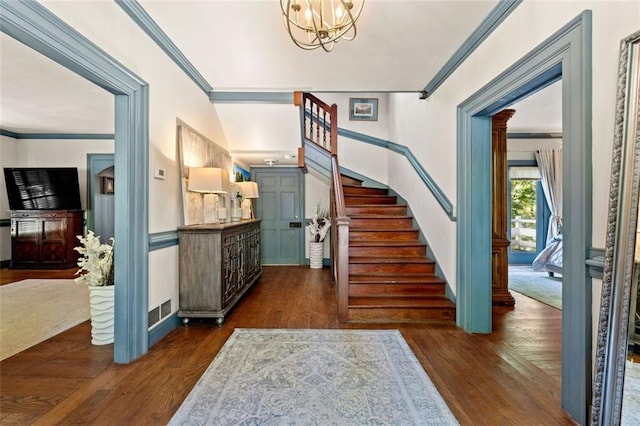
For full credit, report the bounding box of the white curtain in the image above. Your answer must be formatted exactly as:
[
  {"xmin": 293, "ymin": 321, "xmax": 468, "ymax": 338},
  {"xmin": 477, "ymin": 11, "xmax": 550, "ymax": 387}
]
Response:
[{"xmin": 535, "ymin": 149, "xmax": 563, "ymax": 243}]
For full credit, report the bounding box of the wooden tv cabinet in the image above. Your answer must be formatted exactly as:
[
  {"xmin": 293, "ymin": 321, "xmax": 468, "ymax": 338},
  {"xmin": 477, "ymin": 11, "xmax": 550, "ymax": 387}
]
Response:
[
  {"xmin": 10, "ymin": 209, "xmax": 84, "ymax": 269},
  {"xmin": 177, "ymin": 220, "xmax": 262, "ymax": 325}
]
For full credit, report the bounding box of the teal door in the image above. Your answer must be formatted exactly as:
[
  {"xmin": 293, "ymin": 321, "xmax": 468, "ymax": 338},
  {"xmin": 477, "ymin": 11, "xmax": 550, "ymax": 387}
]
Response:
[
  {"xmin": 253, "ymin": 168, "xmax": 304, "ymax": 265},
  {"xmin": 87, "ymin": 154, "xmax": 115, "ymax": 242}
]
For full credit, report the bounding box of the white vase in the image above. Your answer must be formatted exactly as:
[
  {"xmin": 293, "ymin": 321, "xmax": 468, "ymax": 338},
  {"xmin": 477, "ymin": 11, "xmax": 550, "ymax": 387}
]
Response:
[
  {"xmin": 309, "ymin": 241, "xmax": 324, "ymax": 269},
  {"xmin": 89, "ymin": 285, "xmax": 115, "ymax": 345}
]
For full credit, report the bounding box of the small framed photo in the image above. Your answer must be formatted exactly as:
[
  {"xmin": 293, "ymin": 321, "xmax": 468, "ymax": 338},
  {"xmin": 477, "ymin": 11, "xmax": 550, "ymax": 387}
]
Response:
[
  {"xmin": 102, "ymin": 177, "xmax": 114, "ymax": 194},
  {"xmin": 349, "ymin": 98, "xmax": 378, "ymax": 121}
]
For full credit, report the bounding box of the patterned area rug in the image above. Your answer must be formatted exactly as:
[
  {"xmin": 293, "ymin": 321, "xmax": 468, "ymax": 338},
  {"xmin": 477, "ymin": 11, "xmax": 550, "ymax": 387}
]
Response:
[
  {"xmin": 0, "ymin": 279, "xmax": 89, "ymax": 360},
  {"xmin": 623, "ymin": 361, "xmax": 640, "ymax": 425},
  {"xmin": 508, "ymin": 265, "xmax": 562, "ymax": 310},
  {"xmin": 170, "ymin": 329, "xmax": 458, "ymax": 425}
]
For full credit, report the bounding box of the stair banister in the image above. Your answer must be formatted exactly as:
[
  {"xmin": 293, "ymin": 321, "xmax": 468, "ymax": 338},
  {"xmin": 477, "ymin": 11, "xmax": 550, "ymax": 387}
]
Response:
[
  {"xmin": 298, "ymin": 92, "xmax": 349, "ymax": 321},
  {"xmin": 330, "ymin": 155, "xmax": 350, "ymax": 322},
  {"xmin": 301, "ymin": 93, "xmax": 337, "ymax": 155}
]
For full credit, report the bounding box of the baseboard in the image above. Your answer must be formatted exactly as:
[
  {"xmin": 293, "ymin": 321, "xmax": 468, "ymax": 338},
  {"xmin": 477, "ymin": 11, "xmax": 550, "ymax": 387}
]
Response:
[
  {"xmin": 0, "ymin": 260, "xmax": 10, "ymax": 268},
  {"xmin": 148, "ymin": 312, "xmax": 181, "ymax": 348}
]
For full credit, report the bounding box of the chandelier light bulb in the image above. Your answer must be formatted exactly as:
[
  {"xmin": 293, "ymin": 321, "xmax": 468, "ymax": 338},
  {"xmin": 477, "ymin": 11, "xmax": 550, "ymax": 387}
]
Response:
[{"xmin": 281, "ymin": 0, "xmax": 365, "ymax": 52}]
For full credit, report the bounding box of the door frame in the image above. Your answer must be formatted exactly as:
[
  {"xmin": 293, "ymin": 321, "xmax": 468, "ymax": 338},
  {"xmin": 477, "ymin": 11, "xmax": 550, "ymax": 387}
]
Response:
[
  {"xmin": 456, "ymin": 11, "xmax": 592, "ymax": 422},
  {"xmin": 2, "ymin": 2, "xmax": 150, "ymax": 363}
]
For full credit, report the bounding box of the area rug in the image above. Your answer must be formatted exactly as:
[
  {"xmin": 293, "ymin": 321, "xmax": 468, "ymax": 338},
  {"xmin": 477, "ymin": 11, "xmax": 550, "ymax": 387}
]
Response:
[
  {"xmin": 623, "ymin": 360, "xmax": 640, "ymax": 425},
  {"xmin": 0, "ymin": 279, "xmax": 89, "ymax": 360},
  {"xmin": 508, "ymin": 265, "xmax": 562, "ymax": 310},
  {"xmin": 170, "ymin": 329, "xmax": 458, "ymax": 425}
]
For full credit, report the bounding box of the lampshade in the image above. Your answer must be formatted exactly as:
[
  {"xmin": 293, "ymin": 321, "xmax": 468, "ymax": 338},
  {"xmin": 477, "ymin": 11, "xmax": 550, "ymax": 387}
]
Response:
[
  {"xmin": 237, "ymin": 181, "xmax": 259, "ymax": 199},
  {"xmin": 281, "ymin": 0, "xmax": 364, "ymax": 52},
  {"xmin": 187, "ymin": 167, "xmax": 228, "ymax": 194}
]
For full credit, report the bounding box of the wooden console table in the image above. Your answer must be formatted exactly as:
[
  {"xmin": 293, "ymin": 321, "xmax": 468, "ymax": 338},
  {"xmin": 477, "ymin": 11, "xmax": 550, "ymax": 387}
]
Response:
[{"xmin": 177, "ymin": 220, "xmax": 262, "ymax": 325}]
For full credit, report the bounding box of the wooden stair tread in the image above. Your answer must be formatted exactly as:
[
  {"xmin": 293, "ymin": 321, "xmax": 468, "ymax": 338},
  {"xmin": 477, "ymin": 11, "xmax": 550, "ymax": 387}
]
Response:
[
  {"xmin": 349, "ymin": 297, "xmax": 455, "ymax": 308},
  {"xmin": 349, "ymin": 274, "xmax": 443, "ymax": 284},
  {"xmin": 340, "ymin": 175, "xmax": 454, "ymax": 324},
  {"xmin": 349, "ymin": 241, "xmax": 425, "ymax": 247},
  {"xmin": 349, "ymin": 256, "xmax": 434, "ymax": 264},
  {"xmin": 349, "ymin": 214, "xmax": 412, "ymax": 219},
  {"xmin": 349, "ymin": 228, "xmax": 418, "ymax": 232},
  {"xmin": 347, "ymin": 204, "xmax": 404, "ymax": 207}
]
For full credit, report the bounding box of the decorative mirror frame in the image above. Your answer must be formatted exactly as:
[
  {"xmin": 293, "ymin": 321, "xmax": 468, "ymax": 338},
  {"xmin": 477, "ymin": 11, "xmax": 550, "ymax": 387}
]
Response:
[{"xmin": 592, "ymin": 29, "xmax": 640, "ymax": 425}]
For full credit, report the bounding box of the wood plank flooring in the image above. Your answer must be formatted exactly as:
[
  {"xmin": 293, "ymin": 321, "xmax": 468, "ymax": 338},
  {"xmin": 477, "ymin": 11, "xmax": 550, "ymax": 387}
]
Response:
[{"xmin": 0, "ymin": 266, "xmax": 576, "ymax": 425}]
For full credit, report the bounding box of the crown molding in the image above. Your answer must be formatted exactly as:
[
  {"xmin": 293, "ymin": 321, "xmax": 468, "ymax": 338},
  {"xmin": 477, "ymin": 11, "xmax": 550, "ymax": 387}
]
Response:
[
  {"xmin": 115, "ymin": 0, "xmax": 213, "ymax": 94},
  {"xmin": 421, "ymin": 0, "xmax": 523, "ymax": 98},
  {"xmin": 0, "ymin": 129, "xmax": 114, "ymax": 140}
]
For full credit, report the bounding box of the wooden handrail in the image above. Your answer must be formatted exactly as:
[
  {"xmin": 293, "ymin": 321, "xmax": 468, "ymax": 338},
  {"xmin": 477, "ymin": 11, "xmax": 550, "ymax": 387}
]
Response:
[{"xmin": 330, "ymin": 155, "xmax": 350, "ymax": 322}]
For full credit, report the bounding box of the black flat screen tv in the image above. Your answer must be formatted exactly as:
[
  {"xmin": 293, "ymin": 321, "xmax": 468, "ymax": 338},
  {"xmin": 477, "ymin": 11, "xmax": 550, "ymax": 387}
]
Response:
[{"xmin": 3, "ymin": 167, "xmax": 82, "ymax": 210}]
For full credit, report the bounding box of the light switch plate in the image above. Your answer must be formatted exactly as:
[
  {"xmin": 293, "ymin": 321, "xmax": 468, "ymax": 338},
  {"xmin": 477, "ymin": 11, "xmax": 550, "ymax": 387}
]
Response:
[{"xmin": 153, "ymin": 167, "xmax": 166, "ymax": 180}]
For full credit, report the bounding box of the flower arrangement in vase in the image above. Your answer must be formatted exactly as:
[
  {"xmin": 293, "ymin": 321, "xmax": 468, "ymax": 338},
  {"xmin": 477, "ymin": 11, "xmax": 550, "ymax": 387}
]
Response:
[
  {"xmin": 309, "ymin": 204, "xmax": 331, "ymax": 242},
  {"xmin": 309, "ymin": 204, "xmax": 331, "ymax": 268},
  {"xmin": 74, "ymin": 230, "xmax": 115, "ymax": 345}
]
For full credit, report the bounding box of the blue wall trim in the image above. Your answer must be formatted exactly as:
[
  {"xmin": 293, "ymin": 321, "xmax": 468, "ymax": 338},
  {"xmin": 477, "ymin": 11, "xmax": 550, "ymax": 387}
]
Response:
[
  {"xmin": 1, "ymin": 0, "xmax": 151, "ymax": 364},
  {"xmin": 421, "ymin": 0, "xmax": 523, "ymax": 98},
  {"xmin": 149, "ymin": 230, "xmax": 179, "ymax": 251},
  {"xmin": 508, "ymin": 132, "xmax": 562, "ymax": 139},
  {"xmin": 116, "ymin": 2, "xmax": 297, "ymax": 105},
  {"xmin": 587, "ymin": 248, "xmax": 604, "ymax": 279},
  {"xmin": 209, "ymin": 91, "xmax": 294, "ymax": 104},
  {"xmin": 148, "ymin": 312, "xmax": 181, "ymax": 348},
  {"xmin": 1, "ymin": 129, "xmax": 114, "ymax": 139},
  {"xmin": 456, "ymin": 11, "xmax": 592, "ymax": 422},
  {"xmin": 337, "ymin": 127, "xmax": 456, "ymax": 220},
  {"xmin": 0, "ymin": 129, "xmax": 19, "ymax": 138},
  {"xmin": 115, "ymin": 0, "xmax": 213, "ymax": 94}
]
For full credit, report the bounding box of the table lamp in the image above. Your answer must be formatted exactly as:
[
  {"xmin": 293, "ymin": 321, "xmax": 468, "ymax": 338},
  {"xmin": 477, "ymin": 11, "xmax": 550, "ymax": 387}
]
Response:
[
  {"xmin": 237, "ymin": 181, "xmax": 259, "ymax": 219},
  {"xmin": 187, "ymin": 167, "xmax": 228, "ymax": 223}
]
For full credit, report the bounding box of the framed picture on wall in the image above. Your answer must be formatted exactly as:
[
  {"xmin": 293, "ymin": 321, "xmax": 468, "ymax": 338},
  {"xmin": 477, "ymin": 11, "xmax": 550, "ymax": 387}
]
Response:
[
  {"xmin": 349, "ymin": 98, "xmax": 378, "ymax": 121},
  {"xmin": 234, "ymin": 163, "xmax": 251, "ymax": 182},
  {"xmin": 102, "ymin": 177, "xmax": 114, "ymax": 194}
]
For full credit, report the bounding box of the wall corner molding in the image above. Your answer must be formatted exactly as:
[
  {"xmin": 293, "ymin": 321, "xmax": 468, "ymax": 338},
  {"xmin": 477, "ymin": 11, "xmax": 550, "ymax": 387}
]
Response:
[
  {"xmin": 421, "ymin": 0, "xmax": 523, "ymax": 98},
  {"xmin": 115, "ymin": 0, "xmax": 213, "ymax": 94}
]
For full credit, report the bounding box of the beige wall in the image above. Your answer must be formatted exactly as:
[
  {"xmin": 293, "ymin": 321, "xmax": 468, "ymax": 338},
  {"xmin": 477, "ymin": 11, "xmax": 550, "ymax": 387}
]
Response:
[{"xmin": 386, "ymin": 1, "xmax": 639, "ymax": 293}]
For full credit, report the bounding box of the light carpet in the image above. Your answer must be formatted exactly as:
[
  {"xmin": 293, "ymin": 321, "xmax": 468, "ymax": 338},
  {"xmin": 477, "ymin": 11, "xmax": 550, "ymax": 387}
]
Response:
[
  {"xmin": 623, "ymin": 360, "xmax": 640, "ymax": 425},
  {"xmin": 508, "ymin": 265, "xmax": 562, "ymax": 310},
  {"xmin": 0, "ymin": 279, "xmax": 89, "ymax": 360},
  {"xmin": 170, "ymin": 328, "xmax": 458, "ymax": 425}
]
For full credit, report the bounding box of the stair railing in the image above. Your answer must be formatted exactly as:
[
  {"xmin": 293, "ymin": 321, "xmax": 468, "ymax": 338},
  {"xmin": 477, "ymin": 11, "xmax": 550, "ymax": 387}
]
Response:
[
  {"xmin": 297, "ymin": 92, "xmax": 350, "ymax": 321},
  {"xmin": 299, "ymin": 92, "xmax": 338, "ymax": 154}
]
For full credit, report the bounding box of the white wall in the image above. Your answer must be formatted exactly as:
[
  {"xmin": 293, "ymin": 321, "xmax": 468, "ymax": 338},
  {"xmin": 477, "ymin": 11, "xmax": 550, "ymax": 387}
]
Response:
[
  {"xmin": 0, "ymin": 136, "xmax": 114, "ymax": 262},
  {"xmin": 304, "ymin": 171, "xmax": 331, "ymax": 258},
  {"xmin": 40, "ymin": 1, "xmax": 228, "ymax": 313},
  {"xmin": 507, "ymin": 138, "xmax": 563, "ymax": 162},
  {"xmin": 320, "ymin": 93, "xmax": 390, "ymax": 185},
  {"xmin": 0, "ymin": 135, "xmax": 19, "ymax": 262},
  {"xmin": 386, "ymin": 1, "xmax": 639, "ymax": 294}
]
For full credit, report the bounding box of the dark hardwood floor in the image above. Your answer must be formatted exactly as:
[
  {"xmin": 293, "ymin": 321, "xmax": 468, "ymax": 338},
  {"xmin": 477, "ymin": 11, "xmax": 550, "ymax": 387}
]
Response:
[{"xmin": 0, "ymin": 266, "xmax": 576, "ymax": 425}]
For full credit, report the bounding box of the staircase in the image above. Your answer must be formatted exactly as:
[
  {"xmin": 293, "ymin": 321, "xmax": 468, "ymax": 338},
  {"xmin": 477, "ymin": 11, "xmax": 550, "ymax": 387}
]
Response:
[
  {"xmin": 342, "ymin": 175, "xmax": 456, "ymax": 322},
  {"xmin": 297, "ymin": 91, "xmax": 455, "ymax": 323}
]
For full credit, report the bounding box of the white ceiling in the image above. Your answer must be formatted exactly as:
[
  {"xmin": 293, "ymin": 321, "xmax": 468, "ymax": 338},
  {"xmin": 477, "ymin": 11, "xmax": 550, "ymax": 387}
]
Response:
[{"xmin": 0, "ymin": 0, "xmax": 561, "ymax": 165}]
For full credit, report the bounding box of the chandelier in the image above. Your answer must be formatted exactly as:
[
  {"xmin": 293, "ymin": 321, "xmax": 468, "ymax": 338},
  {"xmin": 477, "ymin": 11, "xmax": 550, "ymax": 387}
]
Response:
[{"xmin": 281, "ymin": 0, "xmax": 364, "ymax": 52}]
